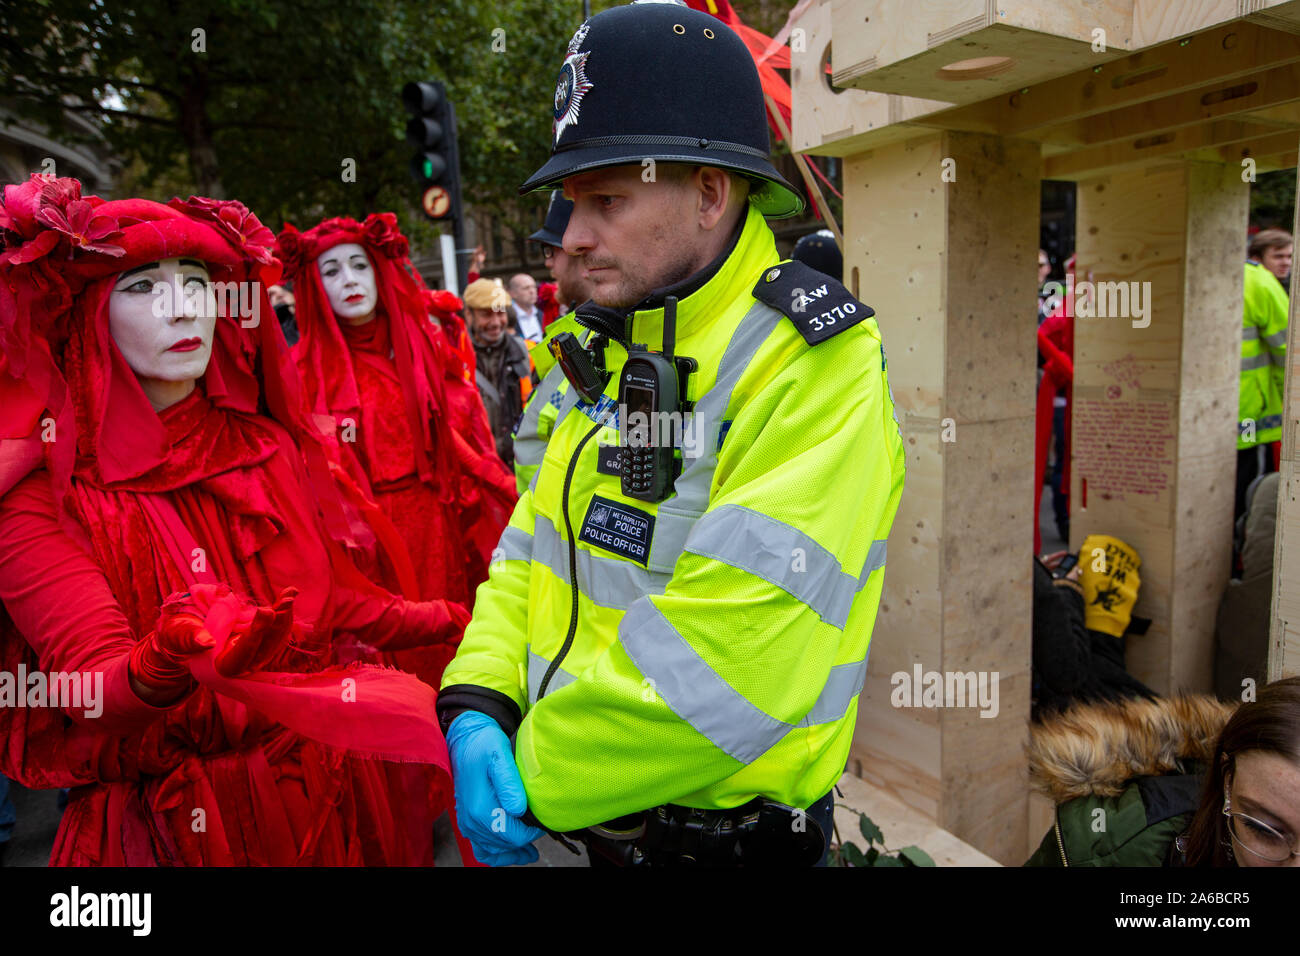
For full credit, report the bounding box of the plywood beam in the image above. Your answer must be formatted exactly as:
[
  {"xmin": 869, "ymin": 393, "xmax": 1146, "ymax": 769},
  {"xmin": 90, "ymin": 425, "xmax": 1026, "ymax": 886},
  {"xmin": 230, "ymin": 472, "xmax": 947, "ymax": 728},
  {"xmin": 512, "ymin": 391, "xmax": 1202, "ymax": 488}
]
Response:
[
  {"xmin": 830, "ymin": 0, "xmax": 1135, "ymax": 104},
  {"xmin": 1035, "ymin": 61, "xmax": 1300, "ymax": 150},
  {"xmin": 939, "ymin": 21, "xmax": 1300, "ymax": 141},
  {"xmin": 1233, "ymin": 101, "xmax": 1300, "ymax": 128},
  {"xmin": 1207, "ymin": 128, "xmax": 1300, "ymax": 163},
  {"xmin": 1043, "ymin": 119, "xmax": 1283, "ymax": 180}
]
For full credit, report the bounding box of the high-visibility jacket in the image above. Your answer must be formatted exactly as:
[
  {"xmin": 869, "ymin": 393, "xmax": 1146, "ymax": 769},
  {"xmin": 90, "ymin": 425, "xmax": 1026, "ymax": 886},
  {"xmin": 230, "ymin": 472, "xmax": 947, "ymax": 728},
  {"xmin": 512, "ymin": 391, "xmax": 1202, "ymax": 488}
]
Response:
[
  {"xmin": 512, "ymin": 314, "xmax": 582, "ymax": 494},
  {"xmin": 1239, "ymin": 261, "xmax": 1288, "ymax": 449},
  {"xmin": 439, "ymin": 204, "xmax": 906, "ymax": 832}
]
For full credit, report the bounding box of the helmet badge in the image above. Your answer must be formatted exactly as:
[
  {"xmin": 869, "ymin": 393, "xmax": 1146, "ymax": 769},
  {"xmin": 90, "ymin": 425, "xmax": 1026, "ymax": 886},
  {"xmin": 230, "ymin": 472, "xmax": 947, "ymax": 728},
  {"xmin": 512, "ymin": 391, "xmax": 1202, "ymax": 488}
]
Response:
[
  {"xmin": 567, "ymin": 21, "xmax": 590, "ymax": 55},
  {"xmin": 553, "ymin": 50, "xmax": 593, "ymax": 146}
]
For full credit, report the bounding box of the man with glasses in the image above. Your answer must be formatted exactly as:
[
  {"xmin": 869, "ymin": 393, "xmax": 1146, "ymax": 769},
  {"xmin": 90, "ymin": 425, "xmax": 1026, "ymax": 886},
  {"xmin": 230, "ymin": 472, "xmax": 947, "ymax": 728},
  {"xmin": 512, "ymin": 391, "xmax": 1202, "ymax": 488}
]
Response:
[{"xmin": 530, "ymin": 190, "xmax": 592, "ymax": 325}]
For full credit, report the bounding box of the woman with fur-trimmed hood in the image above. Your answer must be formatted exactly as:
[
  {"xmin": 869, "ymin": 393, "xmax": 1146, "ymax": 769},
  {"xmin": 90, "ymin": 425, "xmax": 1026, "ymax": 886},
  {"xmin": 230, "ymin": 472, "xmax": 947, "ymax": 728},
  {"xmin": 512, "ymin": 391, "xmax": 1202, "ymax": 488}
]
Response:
[{"xmin": 1026, "ymin": 678, "xmax": 1300, "ymax": 866}]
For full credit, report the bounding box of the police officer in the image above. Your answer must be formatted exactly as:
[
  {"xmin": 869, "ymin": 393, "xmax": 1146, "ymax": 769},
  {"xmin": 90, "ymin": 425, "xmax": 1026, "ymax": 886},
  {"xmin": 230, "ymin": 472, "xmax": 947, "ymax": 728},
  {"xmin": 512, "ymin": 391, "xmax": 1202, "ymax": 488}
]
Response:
[{"xmin": 438, "ymin": 1, "xmax": 906, "ymax": 867}]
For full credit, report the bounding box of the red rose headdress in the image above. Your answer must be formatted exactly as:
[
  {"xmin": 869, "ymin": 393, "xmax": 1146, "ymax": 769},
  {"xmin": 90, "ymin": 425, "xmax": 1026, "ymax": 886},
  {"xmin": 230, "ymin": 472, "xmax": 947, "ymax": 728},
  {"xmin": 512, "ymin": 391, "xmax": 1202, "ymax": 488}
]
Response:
[
  {"xmin": 275, "ymin": 214, "xmax": 466, "ymax": 492},
  {"xmin": 0, "ymin": 174, "xmax": 368, "ymax": 552}
]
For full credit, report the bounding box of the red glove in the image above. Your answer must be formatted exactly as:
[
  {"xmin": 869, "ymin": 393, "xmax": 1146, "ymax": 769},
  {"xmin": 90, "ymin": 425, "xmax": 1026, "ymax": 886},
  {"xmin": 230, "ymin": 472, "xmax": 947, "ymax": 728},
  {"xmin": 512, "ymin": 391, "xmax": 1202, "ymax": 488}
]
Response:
[
  {"xmin": 369, "ymin": 598, "xmax": 471, "ymax": 651},
  {"xmin": 129, "ymin": 584, "xmax": 299, "ymax": 696}
]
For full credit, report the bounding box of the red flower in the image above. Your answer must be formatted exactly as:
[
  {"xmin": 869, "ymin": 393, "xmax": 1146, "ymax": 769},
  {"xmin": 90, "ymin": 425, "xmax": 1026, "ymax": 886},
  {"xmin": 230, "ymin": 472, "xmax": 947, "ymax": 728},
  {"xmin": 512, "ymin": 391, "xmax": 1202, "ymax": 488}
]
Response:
[
  {"xmin": 0, "ymin": 176, "xmax": 54, "ymax": 238},
  {"xmin": 425, "ymin": 288, "xmax": 463, "ymax": 316},
  {"xmin": 38, "ymin": 176, "xmax": 84, "ymax": 212},
  {"xmin": 1, "ymin": 230, "xmax": 62, "ymax": 266},
  {"xmin": 169, "ymin": 196, "xmax": 276, "ymax": 265},
  {"xmin": 274, "ymin": 223, "xmax": 308, "ymax": 279},
  {"xmin": 34, "ymin": 200, "xmax": 124, "ymax": 257},
  {"xmin": 362, "ymin": 212, "xmax": 408, "ymax": 259}
]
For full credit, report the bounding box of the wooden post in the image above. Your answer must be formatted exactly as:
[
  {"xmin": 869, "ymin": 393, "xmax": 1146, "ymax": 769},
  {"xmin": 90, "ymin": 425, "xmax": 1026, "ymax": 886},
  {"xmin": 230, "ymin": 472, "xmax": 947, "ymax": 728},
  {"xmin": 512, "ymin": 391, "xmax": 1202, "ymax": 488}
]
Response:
[
  {"xmin": 1070, "ymin": 162, "xmax": 1247, "ymax": 693},
  {"xmin": 1269, "ymin": 164, "xmax": 1300, "ymax": 681},
  {"xmin": 844, "ymin": 129, "xmax": 1039, "ymax": 864}
]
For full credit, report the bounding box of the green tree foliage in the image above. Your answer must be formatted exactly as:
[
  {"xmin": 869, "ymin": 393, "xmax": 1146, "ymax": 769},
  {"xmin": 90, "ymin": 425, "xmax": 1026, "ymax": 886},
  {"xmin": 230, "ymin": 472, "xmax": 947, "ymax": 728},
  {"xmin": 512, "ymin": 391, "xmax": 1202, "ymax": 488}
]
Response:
[
  {"xmin": 0, "ymin": 0, "xmax": 620, "ymax": 244},
  {"xmin": 1250, "ymin": 168, "xmax": 1298, "ymax": 233}
]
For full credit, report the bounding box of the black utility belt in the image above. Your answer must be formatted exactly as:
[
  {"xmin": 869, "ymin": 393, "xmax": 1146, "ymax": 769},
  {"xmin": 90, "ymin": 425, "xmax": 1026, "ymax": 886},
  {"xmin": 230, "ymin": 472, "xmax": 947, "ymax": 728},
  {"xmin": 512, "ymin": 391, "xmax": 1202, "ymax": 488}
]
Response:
[{"xmin": 571, "ymin": 795, "xmax": 827, "ymax": 867}]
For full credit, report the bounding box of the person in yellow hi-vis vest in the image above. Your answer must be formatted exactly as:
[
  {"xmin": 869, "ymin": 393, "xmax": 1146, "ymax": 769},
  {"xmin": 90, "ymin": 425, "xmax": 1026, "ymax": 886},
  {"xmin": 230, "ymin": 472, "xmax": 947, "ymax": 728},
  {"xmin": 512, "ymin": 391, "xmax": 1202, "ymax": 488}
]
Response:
[
  {"xmin": 437, "ymin": 3, "xmax": 906, "ymax": 867},
  {"xmin": 1237, "ymin": 228, "xmax": 1292, "ymax": 518}
]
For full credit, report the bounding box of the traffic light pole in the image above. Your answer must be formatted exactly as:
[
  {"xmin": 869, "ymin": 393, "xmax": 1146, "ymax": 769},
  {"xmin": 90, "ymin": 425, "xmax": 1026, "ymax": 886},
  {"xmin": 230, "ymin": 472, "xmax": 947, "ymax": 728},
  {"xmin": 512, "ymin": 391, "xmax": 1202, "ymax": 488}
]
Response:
[{"xmin": 403, "ymin": 79, "xmax": 467, "ymax": 293}]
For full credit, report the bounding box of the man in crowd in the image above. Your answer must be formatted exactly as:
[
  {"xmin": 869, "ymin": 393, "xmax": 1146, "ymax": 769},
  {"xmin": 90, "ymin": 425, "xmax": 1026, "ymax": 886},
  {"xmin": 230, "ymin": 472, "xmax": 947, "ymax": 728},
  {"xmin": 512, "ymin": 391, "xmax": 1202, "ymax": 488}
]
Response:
[
  {"xmin": 530, "ymin": 190, "xmax": 594, "ymax": 322},
  {"xmin": 463, "ymin": 277, "xmax": 535, "ymax": 465},
  {"xmin": 507, "ymin": 272, "xmax": 544, "ymax": 342},
  {"xmin": 1253, "ymin": 227, "xmax": 1292, "ymax": 287},
  {"xmin": 1237, "ymin": 228, "xmax": 1292, "ymax": 518}
]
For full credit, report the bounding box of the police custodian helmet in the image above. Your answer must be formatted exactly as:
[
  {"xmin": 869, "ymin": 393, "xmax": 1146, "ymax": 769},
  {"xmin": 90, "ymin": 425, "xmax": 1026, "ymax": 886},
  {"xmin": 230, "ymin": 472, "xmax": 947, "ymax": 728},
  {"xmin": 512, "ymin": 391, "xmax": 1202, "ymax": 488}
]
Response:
[{"xmin": 518, "ymin": 0, "xmax": 805, "ymax": 219}]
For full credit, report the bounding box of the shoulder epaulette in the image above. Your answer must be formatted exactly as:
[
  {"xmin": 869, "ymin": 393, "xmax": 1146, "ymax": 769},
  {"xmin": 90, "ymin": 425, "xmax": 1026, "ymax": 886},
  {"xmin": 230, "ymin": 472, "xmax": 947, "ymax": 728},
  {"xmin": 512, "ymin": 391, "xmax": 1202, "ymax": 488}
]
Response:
[{"xmin": 751, "ymin": 260, "xmax": 874, "ymax": 346}]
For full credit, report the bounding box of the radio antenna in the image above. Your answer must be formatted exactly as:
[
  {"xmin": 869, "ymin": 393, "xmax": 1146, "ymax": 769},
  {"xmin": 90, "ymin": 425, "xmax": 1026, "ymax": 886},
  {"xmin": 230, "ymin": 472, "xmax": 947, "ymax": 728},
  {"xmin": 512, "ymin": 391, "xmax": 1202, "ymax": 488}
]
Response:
[{"xmin": 663, "ymin": 295, "xmax": 677, "ymax": 362}]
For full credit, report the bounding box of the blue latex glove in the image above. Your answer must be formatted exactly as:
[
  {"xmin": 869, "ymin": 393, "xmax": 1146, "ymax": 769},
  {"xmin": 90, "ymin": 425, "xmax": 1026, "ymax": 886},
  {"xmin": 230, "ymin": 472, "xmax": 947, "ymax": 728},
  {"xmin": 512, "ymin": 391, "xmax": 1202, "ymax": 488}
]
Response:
[{"xmin": 447, "ymin": 711, "xmax": 544, "ymax": 866}]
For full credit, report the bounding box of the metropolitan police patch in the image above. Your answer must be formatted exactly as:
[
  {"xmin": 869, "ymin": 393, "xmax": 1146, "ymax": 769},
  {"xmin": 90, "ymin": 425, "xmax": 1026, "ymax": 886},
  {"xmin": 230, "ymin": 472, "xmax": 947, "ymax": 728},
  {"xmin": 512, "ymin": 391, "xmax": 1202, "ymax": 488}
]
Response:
[
  {"xmin": 579, "ymin": 495, "xmax": 654, "ymax": 566},
  {"xmin": 553, "ymin": 51, "xmax": 593, "ymax": 145}
]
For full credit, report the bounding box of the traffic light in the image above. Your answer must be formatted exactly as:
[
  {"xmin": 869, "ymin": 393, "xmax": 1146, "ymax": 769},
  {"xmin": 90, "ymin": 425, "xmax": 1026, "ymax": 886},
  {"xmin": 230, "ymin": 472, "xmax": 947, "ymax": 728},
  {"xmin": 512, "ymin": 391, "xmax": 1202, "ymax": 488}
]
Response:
[{"xmin": 402, "ymin": 80, "xmax": 462, "ymax": 224}]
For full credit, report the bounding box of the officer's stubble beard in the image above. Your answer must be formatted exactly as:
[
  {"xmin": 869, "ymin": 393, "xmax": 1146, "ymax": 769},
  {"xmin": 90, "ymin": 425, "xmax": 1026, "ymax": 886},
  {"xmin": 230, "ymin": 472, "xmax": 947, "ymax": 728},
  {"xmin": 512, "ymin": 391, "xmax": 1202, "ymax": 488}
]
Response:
[{"xmin": 586, "ymin": 171, "xmax": 748, "ymax": 310}]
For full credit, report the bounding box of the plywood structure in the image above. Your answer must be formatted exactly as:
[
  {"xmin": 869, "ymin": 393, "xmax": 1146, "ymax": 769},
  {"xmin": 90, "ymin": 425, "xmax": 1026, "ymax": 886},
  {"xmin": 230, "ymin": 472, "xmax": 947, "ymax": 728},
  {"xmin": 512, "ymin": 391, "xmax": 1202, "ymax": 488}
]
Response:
[
  {"xmin": 830, "ymin": 0, "xmax": 1135, "ymax": 104},
  {"xmin": 1071, "ymin": 162, "xmax": 1246, "ymax": 693},
  {"xmin": 1270, "ymin": 176, "xmax": 1300, "ymax": 680},
  {"xmin": 792, "ymin": 0, "xmax": 1300, "ymax": 864},
  {"xmin": 789, "ymin": 0, "xmax": 951, "ymax": 156},
  {"xmin": 844, "ymin": 130, "xmax": 1039, "ymax": 863}
]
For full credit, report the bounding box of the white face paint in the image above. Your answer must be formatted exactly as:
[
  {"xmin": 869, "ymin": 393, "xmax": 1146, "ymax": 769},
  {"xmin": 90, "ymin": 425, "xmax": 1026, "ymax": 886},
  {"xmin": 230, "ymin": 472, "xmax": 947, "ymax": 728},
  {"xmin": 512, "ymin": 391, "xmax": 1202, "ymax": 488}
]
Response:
[
  {"xmin": 108, "ymin": 257, "xmax": 217, "ymax": 411},
  {"xmin": 316, "ymin": 242, "xmax": 377, "ymax": 325}
]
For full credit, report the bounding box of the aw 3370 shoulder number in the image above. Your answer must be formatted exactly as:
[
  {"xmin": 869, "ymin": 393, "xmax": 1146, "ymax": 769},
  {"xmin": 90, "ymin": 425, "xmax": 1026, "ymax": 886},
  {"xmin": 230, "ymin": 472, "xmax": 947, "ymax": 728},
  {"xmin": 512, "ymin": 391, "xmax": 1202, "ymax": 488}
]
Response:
[{"xmin": 810, "ymin": 302, "xmax": 857, "ymax": 332}]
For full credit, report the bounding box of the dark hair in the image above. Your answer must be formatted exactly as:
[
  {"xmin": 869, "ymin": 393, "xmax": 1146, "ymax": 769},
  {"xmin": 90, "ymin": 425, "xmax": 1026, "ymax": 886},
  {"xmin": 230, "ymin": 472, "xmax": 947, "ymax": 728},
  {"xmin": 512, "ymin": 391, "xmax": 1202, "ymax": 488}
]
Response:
[
  {"xmin": 1180, "ymin": 677, "xmax": 1300, "ymax": 866},
  {"xmin": 1248, "ymin": 228, "xmax": 1293, "ymax": 261}
]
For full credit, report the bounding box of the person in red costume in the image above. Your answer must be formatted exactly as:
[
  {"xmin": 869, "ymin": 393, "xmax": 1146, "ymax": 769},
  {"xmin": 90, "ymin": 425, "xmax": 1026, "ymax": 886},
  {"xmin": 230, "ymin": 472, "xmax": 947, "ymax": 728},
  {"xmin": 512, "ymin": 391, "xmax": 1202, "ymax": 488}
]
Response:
[
  {"xmin": 0, "ymin": 175, "xmax": 471, "ymax": 866},
  {"xmin": 276, "ymin": 216, "xmax": 516, "ymax": 689}
]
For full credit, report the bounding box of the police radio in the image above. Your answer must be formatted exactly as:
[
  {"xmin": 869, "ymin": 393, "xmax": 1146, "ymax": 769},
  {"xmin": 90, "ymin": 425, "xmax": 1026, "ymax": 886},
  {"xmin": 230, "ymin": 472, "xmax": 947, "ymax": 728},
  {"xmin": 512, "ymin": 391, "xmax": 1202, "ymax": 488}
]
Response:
[{"xmin": 620, "ymin": 296, "xmax": 695, "ymax": 503}]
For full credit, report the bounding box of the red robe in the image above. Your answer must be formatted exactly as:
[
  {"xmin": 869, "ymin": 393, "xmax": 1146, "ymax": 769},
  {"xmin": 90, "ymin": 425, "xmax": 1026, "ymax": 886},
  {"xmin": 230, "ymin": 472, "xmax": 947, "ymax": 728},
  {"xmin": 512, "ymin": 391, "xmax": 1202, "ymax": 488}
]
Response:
[
  {"xmin": 0, "ymin": 389, "xmax": 452, "ymax": 865},
  {"xmin": 284, "ymin": 219, "xmax": 515, "ymax": 689}
]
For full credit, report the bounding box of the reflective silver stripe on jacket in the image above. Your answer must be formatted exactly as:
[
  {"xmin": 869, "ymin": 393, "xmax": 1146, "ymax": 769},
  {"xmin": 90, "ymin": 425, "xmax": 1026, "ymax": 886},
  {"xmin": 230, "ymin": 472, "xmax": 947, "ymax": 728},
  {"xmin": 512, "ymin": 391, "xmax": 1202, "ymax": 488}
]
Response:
[
  {"xmin": 1256, "ymin": 414, "xmax": 1283, "ymax": 431},
  {"xmin": 1264, "ymin": 328, "xmax": 1288, "ymax": 349},
  {"xmin": 1242, "ymin": 326, "xmax": 1260, "ymax": 340},
  {"xmin": 527, "ymin": 648, "xmax": 578, "ymax": 704},
  {"xmin": 532, "ymin": 513, "xmax": 670, "ymax": 609},
  {"xmin": 684, "ymin": 504, "xmax": 886, "ymax": 629},
  {"xmin": 1241, "ymin": 353, "xmax": 1271, "ymax": 372},
  {"xmin": 648, "ymin": 301, "xmax": 784, "ymax": 574},
  {"xmin": 512, "ymin": 364, "xmax": 568, "ymax": 467},
  {"xmin": 797, "ymin": 655, "xmax": 871, "ymax": 727},
  {"xmin": 619, "ymin": 598, "xmax": 869, "ymax": 764},
  {"xmin": 495, "ymin": 525, "xmax": 534, "ymax": 563}
]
